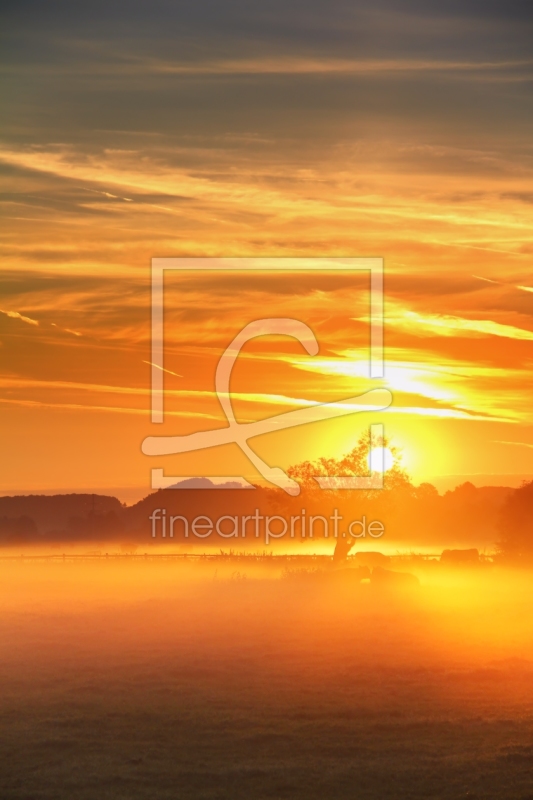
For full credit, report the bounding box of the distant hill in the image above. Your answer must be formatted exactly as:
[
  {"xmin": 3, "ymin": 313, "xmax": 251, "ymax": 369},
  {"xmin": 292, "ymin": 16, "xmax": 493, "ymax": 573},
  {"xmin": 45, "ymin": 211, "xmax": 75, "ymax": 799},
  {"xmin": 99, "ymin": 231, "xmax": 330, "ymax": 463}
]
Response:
[{"xmin": 166, "ymin": 478, "xmax": 252, "ymax": 490}]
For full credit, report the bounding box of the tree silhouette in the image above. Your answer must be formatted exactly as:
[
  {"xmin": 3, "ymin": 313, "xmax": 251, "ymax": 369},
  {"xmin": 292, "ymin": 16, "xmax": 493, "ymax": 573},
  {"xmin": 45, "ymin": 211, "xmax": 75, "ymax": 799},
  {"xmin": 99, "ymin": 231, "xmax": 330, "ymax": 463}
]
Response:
[
  {"xmin": 497, "ymin": 480, "xmax": 533, "ymax": 558},
  {"xmin": 287, "ymin": 429, "xmax": 411, "ymax": 495},
  {"xmin": 287, "ymin": 431, "xmax": 413, "ymax": 563}
]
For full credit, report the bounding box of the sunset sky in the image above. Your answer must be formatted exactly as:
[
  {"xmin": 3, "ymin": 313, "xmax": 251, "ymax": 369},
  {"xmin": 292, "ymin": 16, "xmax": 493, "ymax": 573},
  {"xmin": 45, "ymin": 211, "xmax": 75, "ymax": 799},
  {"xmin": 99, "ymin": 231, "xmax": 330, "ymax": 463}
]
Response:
[{"xmin": 1, "ymin": 1, "xmax": 533, "ymax": 500}]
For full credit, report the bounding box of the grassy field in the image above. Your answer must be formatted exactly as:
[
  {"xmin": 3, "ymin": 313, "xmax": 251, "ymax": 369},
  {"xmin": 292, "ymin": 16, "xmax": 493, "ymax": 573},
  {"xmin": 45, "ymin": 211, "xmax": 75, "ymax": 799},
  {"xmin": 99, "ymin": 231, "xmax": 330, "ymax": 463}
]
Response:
[{"xmin": 1, "ymin": 558, "xmax": 533, "ymax": 799}]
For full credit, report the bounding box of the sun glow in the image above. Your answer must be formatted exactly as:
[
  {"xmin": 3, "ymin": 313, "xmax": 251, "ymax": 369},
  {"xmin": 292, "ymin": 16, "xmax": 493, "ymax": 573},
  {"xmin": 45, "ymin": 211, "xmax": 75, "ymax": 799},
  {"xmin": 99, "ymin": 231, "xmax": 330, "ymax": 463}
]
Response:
[{"xmin": 368, "ymin": 446, "xmax": 394, "ymax": 473}]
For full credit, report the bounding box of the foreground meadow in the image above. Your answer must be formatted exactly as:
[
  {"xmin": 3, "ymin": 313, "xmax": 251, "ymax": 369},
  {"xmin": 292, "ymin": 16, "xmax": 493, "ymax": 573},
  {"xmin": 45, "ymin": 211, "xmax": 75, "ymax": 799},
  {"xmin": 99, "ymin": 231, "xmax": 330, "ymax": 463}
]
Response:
[{"xmin": 1, "ymin": 557, "xmax": 533, "ymax": 799}]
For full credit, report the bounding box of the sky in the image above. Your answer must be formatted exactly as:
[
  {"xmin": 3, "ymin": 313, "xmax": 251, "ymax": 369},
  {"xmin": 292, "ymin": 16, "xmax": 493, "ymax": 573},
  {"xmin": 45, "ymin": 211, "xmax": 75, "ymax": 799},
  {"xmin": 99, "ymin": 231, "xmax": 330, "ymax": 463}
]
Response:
[{"xmin": 1, "ymin": 0, "xmax": 533, "ymax": 500}]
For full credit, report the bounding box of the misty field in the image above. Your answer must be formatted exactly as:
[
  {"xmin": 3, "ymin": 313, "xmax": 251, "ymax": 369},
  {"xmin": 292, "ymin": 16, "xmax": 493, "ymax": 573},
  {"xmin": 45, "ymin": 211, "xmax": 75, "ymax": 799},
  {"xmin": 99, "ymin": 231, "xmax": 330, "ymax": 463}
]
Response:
[{"xmin": 2, "ymin": 558, "xmax": 533, "ymax": 799}]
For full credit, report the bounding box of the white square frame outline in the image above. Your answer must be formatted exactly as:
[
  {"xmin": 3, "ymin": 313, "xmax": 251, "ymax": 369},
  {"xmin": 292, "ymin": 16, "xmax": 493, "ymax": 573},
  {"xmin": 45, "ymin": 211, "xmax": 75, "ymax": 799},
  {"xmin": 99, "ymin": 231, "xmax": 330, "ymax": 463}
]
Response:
[{"xmin": 148, "ymin": 257, "xmax": 385, "ymax": 490}]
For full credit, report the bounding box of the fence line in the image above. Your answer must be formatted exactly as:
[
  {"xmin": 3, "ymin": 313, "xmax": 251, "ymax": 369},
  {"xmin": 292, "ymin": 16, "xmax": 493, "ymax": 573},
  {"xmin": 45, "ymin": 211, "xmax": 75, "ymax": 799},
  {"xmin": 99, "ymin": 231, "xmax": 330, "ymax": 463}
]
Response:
[{"xmin": 0, "ymin": 551, "xmax": 442, "ymax": 563}]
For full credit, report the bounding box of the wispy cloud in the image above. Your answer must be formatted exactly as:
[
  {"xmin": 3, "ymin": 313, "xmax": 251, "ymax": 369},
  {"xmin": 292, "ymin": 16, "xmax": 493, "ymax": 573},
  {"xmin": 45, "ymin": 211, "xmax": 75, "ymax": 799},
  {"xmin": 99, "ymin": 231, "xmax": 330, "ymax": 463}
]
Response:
[
  {"xmin": 387, "ymin": 310, "xmax": 533, "ymax": 341},
  {"xmin": 0, "ymin": 397, "xmax": 219, "ymax": 418},
  {"xmin": 79, "ymin": 186, "xmax": 132, "ymax": 202},
  {"xmin": 288, "ymin": 351, "xmax": 526, "ymax": 423},
  {"xmin": 0, "ymin": 375, "xmax": 377, "ymax": 409},
  {"xmin": 50, "ymin": 323, "xmax": 83, "ymax": 337},
  {"xmin": 143, "ymin": 361, "xmax": 183, "ymax": 377},
  {"xmin": 0, "ymin": 377, "xmax": 509, "ymax": 424},
  {"xmin": 473, "ymin": 274, "xmax": 499, "ymax": 284},
  {"xmin": 141, "ymin": 56, "xmax": 533, "ymax": 77},
  {"xmin": 494, "ymin": 440, "xmax": 533, "ymax": 449},
  {"xmin": 0, "ymin": 309, "xmax": 39, "ymax": 326},
  {"xmin": 384, "ymin": 406, "xmax": 510, "ymax": 423},
  {"xmin": 473, "ymin": 275, "xmax": 533, "ymax": 294}
]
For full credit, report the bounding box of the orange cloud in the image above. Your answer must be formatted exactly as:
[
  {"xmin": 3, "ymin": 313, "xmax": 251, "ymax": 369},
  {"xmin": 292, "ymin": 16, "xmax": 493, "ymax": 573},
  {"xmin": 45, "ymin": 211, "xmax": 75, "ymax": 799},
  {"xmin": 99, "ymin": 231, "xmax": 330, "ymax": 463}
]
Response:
[{"xmin": 0, "ymin": 309, "xmax": 39, "ymax": 326}]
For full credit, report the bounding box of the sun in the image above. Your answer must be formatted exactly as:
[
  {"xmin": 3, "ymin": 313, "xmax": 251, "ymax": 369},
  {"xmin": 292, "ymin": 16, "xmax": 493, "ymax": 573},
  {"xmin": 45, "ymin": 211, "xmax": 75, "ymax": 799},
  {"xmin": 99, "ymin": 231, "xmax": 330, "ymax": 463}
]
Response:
[{"xmin": 367, "ymin": 446, "xmax": 394, "ymax": 473}]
